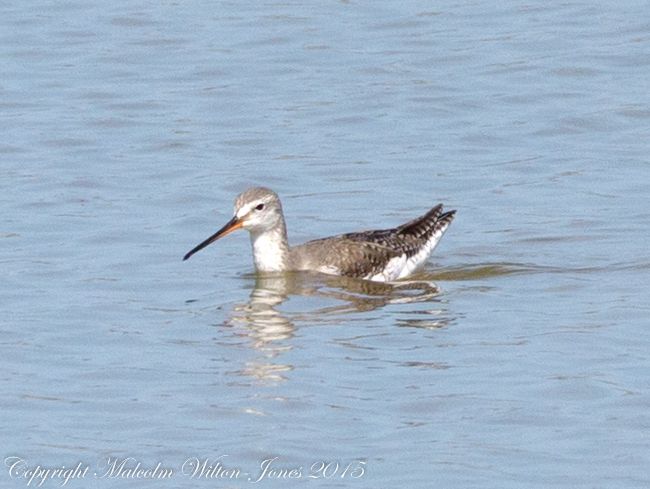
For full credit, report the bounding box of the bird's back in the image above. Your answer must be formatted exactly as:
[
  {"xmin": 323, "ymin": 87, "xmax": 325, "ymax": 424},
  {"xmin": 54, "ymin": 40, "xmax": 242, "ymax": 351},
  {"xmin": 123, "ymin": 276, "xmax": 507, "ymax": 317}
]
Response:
[{"xmin": 290, "ymin": 204, "xmax": 455, "ymax": 281}]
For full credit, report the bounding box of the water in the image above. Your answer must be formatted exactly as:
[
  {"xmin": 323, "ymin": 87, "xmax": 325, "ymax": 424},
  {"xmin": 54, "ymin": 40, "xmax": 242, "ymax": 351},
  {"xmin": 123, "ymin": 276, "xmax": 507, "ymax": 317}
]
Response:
[{"xmin": 2, "ymin": 1, "xmax": 649, "ymax": 488}]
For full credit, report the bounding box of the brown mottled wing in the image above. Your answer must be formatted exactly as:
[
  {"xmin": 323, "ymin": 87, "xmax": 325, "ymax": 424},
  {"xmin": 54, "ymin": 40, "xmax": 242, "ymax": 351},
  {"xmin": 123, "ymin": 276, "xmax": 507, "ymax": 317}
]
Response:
[
  {"xmin": 292, "ymin": 204, "xmax": 455, "ymax": 278},
  {"xmin": 337, "ymin": 205, "xmax": 455, "ymax": 260},
  {"xmin": 291, "ymin": 237, "xmax": 401, "ymax": 278}
]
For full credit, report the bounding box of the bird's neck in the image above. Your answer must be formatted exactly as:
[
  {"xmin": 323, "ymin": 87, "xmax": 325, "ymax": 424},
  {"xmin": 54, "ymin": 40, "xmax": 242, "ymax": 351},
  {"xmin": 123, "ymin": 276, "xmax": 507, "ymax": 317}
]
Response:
[{"xmin": 249, "ymin": 224, "xmax": 290, "ymax": 272}]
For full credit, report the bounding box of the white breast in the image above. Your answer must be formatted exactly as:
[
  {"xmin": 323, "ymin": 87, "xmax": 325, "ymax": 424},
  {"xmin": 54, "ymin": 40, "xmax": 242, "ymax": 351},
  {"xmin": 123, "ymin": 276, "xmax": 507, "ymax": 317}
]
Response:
[{"xmin": 250, "ymin": 230, "xmax": 289, "ymax": 272}]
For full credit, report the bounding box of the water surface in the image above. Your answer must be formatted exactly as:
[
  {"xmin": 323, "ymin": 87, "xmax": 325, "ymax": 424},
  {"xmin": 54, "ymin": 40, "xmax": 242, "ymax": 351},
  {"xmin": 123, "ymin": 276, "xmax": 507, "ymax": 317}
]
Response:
[{"xmin": 2, "ymin": 1, "xmax": 649, "ymax": 488}]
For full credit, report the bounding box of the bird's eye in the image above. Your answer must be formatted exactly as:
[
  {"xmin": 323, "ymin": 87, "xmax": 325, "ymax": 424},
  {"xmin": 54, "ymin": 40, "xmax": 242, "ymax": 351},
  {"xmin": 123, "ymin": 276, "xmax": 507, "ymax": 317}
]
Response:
[{"xmin": 255, "ymin": 203, "xmax": 265, "ymax": 211}]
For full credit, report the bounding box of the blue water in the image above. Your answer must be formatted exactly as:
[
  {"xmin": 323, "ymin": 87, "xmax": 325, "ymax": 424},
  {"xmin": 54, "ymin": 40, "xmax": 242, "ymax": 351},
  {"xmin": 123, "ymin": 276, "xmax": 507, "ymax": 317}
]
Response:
[{"xmin": 2, "ymin": 1, "xmax": 649, "ymax": 488}]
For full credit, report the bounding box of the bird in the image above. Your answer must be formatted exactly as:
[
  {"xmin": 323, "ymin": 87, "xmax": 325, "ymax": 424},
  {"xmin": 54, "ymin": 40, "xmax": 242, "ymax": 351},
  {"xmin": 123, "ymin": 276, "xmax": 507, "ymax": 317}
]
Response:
[{"xmin": 183, "ymin": 187, "xmax": 455, "ymax": 282}]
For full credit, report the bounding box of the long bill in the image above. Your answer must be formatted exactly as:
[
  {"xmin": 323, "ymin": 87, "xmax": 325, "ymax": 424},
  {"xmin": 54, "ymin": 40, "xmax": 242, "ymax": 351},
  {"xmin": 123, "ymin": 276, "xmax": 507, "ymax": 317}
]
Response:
[{"xmin": 183, "ymin": 216, "xmax": 243, "ymax": 261}]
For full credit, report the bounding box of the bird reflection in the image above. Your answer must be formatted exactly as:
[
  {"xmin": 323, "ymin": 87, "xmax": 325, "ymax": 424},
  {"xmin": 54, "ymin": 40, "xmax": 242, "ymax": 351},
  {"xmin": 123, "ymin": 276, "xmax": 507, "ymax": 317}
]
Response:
[
  {"xmin": 228, "ymin": 275, "xmax": 297, "ymax": 384},
  {"xmin": 225, "ymin": 272, "xmax": 446, "ymax": 384}
]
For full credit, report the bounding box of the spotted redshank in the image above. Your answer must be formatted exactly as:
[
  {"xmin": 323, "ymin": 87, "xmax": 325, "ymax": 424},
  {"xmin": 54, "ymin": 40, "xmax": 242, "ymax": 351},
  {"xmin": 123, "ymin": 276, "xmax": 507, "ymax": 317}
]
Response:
[{"xmin": 183, "ymin": 187, "xmax": 455, "ymax": 282}]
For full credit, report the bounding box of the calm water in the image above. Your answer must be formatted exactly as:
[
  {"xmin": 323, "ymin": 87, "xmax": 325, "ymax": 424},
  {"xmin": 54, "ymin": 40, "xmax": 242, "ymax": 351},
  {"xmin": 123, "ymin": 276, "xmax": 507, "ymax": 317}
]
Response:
[{"xmin": 2, "ymin": 1, "xmax": 649, "ymax": 488}]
